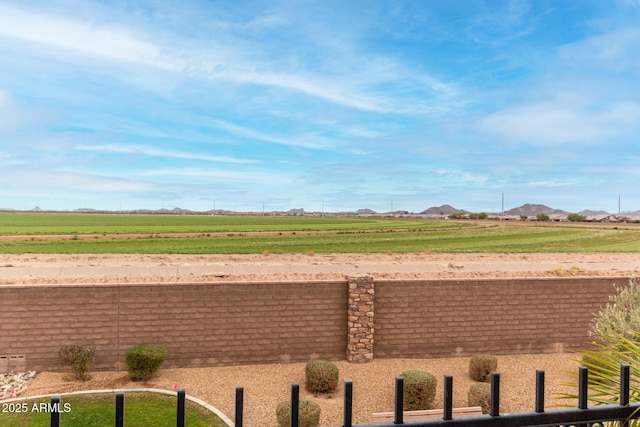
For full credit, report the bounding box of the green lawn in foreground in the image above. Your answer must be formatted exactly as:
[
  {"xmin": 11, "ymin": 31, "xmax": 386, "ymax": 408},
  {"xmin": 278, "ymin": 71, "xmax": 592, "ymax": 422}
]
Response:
[
  {"xmin": 0, "ymin": 392, "xmax": 226, "ymax": 427},
  {"xmin": 1, "ymin": 221, "xmax": 639, "ymax": 253}
]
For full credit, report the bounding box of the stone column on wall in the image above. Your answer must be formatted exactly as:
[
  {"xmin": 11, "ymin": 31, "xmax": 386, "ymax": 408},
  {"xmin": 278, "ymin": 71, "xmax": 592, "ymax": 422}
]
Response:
[{"xmin": 346, "ymin": 275, "xmax": 374, "ymax": 363}]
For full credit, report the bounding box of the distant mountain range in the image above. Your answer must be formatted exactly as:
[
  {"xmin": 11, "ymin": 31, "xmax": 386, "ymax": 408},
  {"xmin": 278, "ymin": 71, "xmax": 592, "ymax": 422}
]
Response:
[
  {"xmin": 500, "ymin": 203, "xmax": 640, "ymax": 218},
  {"xmin": 420, "ymin": 204, "xmax": 468, "ymax": 215},
  {"xmin": 1, "ymin": 203, "xmax": 640, "ymax": 217}
]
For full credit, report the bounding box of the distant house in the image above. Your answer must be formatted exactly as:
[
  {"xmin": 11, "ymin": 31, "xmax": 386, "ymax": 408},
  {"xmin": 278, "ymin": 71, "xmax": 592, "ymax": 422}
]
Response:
[
  {"xmin": 586, "ymin": 214, "xmax": 613, "ymax": 222},
  {"xmin": 421, "ymin": 214, "xmax": 447, "ymax": 220},
  {"xmin": 499, "ymin": 215, "xmax": 521, "ymax": 221}
]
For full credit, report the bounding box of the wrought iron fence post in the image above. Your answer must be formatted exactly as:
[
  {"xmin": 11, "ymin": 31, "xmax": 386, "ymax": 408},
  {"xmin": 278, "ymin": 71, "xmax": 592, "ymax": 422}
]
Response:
[
  {"xmin": 490, "ymin": 372, "xmax": 500, "ymax": 417},
  {"xmin": 576, "ymin": 366, "xmax": 589, "ymax": 427},
  {"xmin": 394, "ymin": 376, "xmax": 404, "ymax": 424},
  {"xmin": 344, "ymin": 380, "xmax": 353, "ymax": 427},
  {"xmin": 50, "ymin": 395, "xmax": 60, "ymax": 427},
  {"xmin": 535, "ymin": 370, "xmax": 545, "ymax": 413},
  {"xmin": 176, "ymin": 388, "xmax": 185, "ymax": 427},
  {"xmin": 578, "ymin": 366, "xmax": 588, "ymax": 410},
  {"xmin": 115, "ymin": 391, "xmax": 125, "ymax": 427},
  {"xmin": 621, "ymin": 364, "xmax": 630, "ymax": 406},
  {"xmin": 444, "ymin": 375, "xmax": 453, "ymax": 421},
  {"xmin": 621, "ymin": 364, "xmax": 630, "ymax": 427},
  {"xmin": 291, "ymin": 383, "xmax": 299, "ymax": 427},
  {"xmin": 235, "ymin": 386, "xmax": 244, "ymax": 427}
]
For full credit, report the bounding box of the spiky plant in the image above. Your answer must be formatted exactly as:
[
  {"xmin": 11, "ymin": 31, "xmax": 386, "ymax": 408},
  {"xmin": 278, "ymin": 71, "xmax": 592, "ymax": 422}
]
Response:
[
  {"xmin": 558, "ymin": 334, "xmax": 640, "ymax": 426},
  {"xmin": 558, "ymin": 278, "xmax": 640, "ymax": 426}
]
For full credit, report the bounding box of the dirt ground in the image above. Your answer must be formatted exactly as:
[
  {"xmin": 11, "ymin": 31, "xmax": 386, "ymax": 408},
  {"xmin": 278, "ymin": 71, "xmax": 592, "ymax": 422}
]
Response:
[
  {"xmin": 4, "ymin": 252, "xmax": 637, "ymax": 425},
  {"xmin": 1, "ymin": 252, "xmax": 639, "ymax": 284}
]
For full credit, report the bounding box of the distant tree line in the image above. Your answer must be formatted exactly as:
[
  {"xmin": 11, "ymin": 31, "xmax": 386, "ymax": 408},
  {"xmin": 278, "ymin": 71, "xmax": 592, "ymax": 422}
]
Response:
[
  {"xmin": 448, "ymin": 212, "xmax": 488, "ymax": 220},
  {"xmin": 447, "ymin": 211, "xmax": 633, "ymax": 223}
]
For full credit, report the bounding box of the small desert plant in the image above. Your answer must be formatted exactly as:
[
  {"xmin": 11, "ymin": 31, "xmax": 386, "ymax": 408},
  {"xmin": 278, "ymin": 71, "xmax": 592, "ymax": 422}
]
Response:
[
  {"xmin": 469, "ymin": 354, "xmax": 498, "ymax": 382},
  {"xmin": 468, "ymin": 382, "xmax": 491, "ymax": 414},
  {"xmin": 399, "ymin": 370, "xmax": 437, "ymax": 410},
  {"xmin": 305, "ymin": 360, "xmax": 339, "ymax": 394},
  {"xmin": 126, "ymin": 344, "xmax": 167, "ymax": 381},
  {"xmin": 276, "ymin": 399, "xmax": 321, "ymax": 427},
  {"xmin": 58, "ymin": 344, "xmax": 95, "ymax": 381}
]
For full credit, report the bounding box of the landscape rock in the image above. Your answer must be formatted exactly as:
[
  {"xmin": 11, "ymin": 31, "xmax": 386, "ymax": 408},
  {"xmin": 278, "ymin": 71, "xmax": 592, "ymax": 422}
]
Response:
[{"xmin": 0, "ymin": 371, "xmax": 36, "ymax": 399}]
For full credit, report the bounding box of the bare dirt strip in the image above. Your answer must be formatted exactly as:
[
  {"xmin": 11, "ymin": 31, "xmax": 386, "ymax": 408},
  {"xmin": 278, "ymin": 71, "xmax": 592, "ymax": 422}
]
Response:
[{"xmin": 0, "ymin": 252, "xmax": 639, "ymax": 284}]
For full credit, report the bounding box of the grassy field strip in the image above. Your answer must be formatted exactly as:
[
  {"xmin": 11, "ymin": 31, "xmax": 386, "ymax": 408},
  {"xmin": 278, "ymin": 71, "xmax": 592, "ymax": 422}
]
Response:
[
  {"xmin": 0, "ymin": 221, "xmax": 639, "ymax": 253},
  {"xmin": 0, "ymin": 213, "xmax": 461, "ymax": 235}
]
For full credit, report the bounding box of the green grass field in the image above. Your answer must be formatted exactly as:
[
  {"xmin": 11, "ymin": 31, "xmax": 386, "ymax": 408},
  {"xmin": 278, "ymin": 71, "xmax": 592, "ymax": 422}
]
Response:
[
  {"xmin": 0, "ymin": 212, "xmax": 453, "ymax": 235},
  {"xmin": 0, "ymin": 212, "xmax": 638, "ymax": 253},
  {"xmin": 0, "ymin": 392, "xmax": 226, "ymax": 427}
]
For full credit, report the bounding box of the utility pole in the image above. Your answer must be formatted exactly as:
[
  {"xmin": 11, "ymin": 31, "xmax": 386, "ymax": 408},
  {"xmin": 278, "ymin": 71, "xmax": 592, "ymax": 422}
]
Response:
[
  {"xmin": 619, "ymin": 195, "xmax": 621, "ymax": 215},
  {"xmin": 501, "ymin": 192, "xmax": 504, "ymax": 217}
]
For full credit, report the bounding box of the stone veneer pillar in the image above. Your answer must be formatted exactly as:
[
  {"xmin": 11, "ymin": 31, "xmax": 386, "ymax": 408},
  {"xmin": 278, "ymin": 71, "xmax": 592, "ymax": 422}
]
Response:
[{"xmin": 346, "ymin": 275, "xmax": 374, "ymax": 363}]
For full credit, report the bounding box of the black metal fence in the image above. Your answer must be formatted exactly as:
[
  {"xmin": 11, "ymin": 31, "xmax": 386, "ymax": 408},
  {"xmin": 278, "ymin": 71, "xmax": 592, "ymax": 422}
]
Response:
[{"xmin": 44, "ymin": 365, "xmax": 640, "ymax": 427}]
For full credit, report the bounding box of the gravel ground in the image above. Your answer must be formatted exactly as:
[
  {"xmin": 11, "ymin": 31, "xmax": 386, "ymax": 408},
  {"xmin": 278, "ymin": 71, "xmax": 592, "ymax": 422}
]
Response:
[{"xmin": 23, "ymin": 353, "xmax": 581, "ymax": 426}]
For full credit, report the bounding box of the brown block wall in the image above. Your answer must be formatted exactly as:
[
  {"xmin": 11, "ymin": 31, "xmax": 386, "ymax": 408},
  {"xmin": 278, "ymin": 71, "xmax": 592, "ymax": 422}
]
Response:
[
  {"xmin": 375, "ymin": 277, "xmax": 624, "ymax": 358},
  {"xmin": 0, "ymin": 276, "xmax": 628, "ymax": 372},
  {"xmin": 0, "ymin": 284, "xmax": 120, "ymax": 372},
  {"xmin": 0, "ymin": 281, "xmax": 347, "ymax": 372}
]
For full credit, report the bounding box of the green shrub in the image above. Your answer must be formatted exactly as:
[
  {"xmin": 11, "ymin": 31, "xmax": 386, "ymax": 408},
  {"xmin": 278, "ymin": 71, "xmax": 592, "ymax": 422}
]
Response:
[
  {"xmin": 468, "ymin": 382, "xmax": 491, "ymax": 414},
  {"xmin": 305, "ymin": 360, "xmax": 339, "ymax": 394},
  {"xmin": 399, "ymin": 370, "xmax": 437, "ymax": 410},
  {"xmin": 275, "ymin": 399, "xmax": 321, "ymax": 427},
  {"xmin": 126, "ymin": 344, "xmax": 167, "ymax": 381},
  {"xmin": 591, "ymin": 278, "xmax": 640, "ymax": 350},
  {"xmin": 469, "ymin": 354, "xmax": 498, "ymax": 382},
  {"xmin": 58, "ymin": 344, "xmax": 95, "ymax": 381},
  {"xmin": 536, "ymin": 213, "xmax": 550, "ymax": 221},
  {"xmin": 567, "ymin": 213, "xmax": 587, "ymax": 222}
]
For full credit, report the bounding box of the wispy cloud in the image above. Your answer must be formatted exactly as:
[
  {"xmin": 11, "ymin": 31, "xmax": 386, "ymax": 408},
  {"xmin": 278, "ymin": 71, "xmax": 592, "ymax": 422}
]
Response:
[
  {"xmin": 0, "ymin": 90, "xmax": 52, "ymax": 131},
  {"xmin": 137, "ymin": 167, "xmax": 291, "ymax": 184},
  {"xmin": 558, "ymin": 28, "xmax": 640, "ymax": 73},
  {"xmin": 207, "ymin": 118, "xmax": 331, "ymax": 149},
  {"xmin": 475, "ymin": 100, "xmax": 640, "ymax": 145},
  {"xmin": 0, "ymin": 90, "xmax": 8, "ymax": 107},
  {"xmin": 463, "ymin": 0, "xmax": 536, "ymax": 45},
  {"xmin": 76, "ymin": 144, "xmax": 260, "ymax": 164},
  {"xmin": 0, "ymin": 4, "xmax": 179, "ymax": 70},
  {"xmin": 0, "ymin": 4, "xmax": 459, "ymax": 114}
]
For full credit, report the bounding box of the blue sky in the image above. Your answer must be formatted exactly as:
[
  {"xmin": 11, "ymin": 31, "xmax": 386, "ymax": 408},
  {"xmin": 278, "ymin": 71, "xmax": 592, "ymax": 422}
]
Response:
[{"xmin": 1, "ymin": 0, "xmax": 639, "ymax": 213}]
